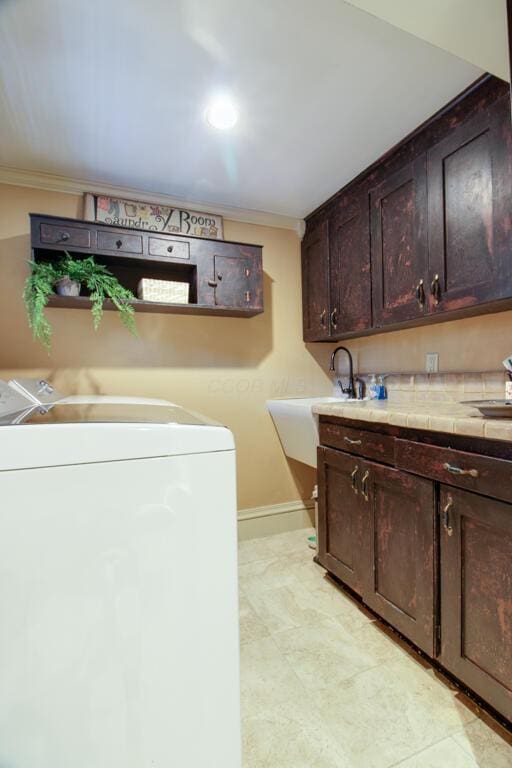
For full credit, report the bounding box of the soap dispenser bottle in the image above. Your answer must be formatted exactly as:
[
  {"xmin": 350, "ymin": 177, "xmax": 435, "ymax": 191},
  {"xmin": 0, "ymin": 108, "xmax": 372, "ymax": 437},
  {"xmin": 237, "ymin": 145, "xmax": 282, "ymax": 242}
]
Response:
[
  {"xmin": 369, "ymin": 375, "xmax": 378, "ymax": 400},
  {"xmin": 377, "ymin": 375, "xmax": 388, "ymax": 400}
]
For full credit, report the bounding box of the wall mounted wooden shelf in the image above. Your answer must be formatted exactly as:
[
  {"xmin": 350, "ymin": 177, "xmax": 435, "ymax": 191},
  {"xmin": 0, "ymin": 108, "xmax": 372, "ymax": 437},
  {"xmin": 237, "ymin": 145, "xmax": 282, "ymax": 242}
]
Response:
[{"xmin": 30, "ymin": 213, "xmax": 264, "ymax": 318}]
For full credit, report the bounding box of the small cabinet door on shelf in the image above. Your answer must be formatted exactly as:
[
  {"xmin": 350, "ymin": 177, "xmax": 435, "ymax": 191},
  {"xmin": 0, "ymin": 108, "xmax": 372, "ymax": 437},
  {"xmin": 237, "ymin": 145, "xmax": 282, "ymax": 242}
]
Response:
[
  {"xmin": 212, "ymin": 254, "xmax": 257, "ymax": 309},
  {"xmin": 329, "ymin": 189, "xmax": 372, "ymax": 336},
  {"xmin": 427, "ymin": 90, "xmax": 512, "ymax": 314},
  {"xmin": 439, "ymin": 486, "xmax": 512, "ymax": 721},
  {"xmin": 362, "ymin": 462, "xmax": 436, "ymax": 656},
  {"xmin": 302, "ymin": 221, "xmax": 330, "ymax": 341},
  {"xmin": 371, "ymin": 155, "xmax": 428, "ymax": 327},
  {"xmin": 317, "ymin": 447, "xmax": 368, "ymax": 596}
]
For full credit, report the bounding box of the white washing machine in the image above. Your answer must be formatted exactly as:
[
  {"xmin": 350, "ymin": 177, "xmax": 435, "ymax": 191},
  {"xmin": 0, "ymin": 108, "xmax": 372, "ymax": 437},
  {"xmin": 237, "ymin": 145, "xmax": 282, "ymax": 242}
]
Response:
[{"xmin": 0, "ymin": 379, "xmax": 241, "ymax": 768}]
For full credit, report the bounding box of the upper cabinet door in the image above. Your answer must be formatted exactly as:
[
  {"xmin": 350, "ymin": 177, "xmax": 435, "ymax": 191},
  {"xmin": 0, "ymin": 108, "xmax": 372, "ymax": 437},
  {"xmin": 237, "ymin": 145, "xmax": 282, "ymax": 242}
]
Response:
[
  {"xmin": 329, "ymin": 189, "xmax": 371, "ymax": 336},
  {"xmin": 301, "ymin": 220, "xmax": 330, "ymax": 341},
  {"xmin": 427, "ymin": 92, "xmax": 512, "ymax": 313},
  {"xmin": 370, "ymin": 156, "xmax": 428, "ymax": 326}
]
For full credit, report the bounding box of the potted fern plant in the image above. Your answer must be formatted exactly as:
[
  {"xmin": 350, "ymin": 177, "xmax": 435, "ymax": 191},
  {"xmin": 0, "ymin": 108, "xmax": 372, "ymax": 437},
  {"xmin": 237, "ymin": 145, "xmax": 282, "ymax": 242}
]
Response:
[{"xmin": 24, "ymin": 252, "xmax": 137, "ymax": 351}]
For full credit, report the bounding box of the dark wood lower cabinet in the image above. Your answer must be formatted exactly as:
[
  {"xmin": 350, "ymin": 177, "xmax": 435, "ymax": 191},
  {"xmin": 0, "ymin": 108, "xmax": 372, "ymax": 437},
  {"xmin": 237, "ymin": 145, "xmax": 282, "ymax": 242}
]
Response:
[
  {"xmin": 440, "ymin": 486, "xmax": 512, "ymax": 722},
  {"xmin": 364, "ymin": 462, "xmax": 436, "ymax": 656},
  {"xmin": 317, "ymin": 447, "xmax": 366, "ymax": 595},
  {"xmin": 318, "ymin": 416, "xmax": 512, "ymax": 724}
]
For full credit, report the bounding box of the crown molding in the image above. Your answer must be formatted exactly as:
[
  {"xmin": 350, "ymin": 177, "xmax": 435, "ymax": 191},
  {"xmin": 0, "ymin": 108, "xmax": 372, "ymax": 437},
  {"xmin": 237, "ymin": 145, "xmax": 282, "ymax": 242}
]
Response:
[{"xmin": 0, "ymin": 165, "xmax": 305, "ymax": 234}]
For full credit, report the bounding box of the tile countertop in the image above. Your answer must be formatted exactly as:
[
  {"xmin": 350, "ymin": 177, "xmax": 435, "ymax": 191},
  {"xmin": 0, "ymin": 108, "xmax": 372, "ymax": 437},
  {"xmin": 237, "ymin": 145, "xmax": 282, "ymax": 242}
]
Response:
[{"xmin": 312, "ymin": 399, "xmax": 512, "ymax": 442}]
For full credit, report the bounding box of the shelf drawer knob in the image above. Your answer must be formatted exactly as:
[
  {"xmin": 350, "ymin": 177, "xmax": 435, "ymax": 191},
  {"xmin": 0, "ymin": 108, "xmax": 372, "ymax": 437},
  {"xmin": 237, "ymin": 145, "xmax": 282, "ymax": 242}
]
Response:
[
  {"xmin": 60, "ymin": 232, "xmax": 70, "ymax": 241},
  {"xmin": 167, "ymin": 245, "xmax": 174, "ymax": 253},
  {"xmin": 116, "ymin": 239, "xmax": 123, "ymax": 248}
]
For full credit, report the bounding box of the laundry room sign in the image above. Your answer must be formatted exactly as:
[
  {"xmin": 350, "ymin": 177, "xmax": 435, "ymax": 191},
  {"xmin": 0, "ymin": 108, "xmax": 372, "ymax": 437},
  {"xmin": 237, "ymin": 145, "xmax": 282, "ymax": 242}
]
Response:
[{"xmin": 83, "ymin": 193, "xmax": 223, "ymax": 239}]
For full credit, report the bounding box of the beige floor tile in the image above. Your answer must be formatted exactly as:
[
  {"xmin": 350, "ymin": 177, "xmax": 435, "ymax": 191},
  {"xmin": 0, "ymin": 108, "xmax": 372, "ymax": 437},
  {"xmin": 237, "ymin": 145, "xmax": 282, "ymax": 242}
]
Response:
[
  {"xmin": 264, "ymin": 527, "xmax": 315, "ymax": 556},
  {"xmin": 240, "ymin": 636, "xmax": 304, "ymax": 712},
  {"xmin": 245, "ymin": 576, "xmax": 371, "ymax": 634},
  {"xmin": 238, "ymin": 537, "xmax": 276, "ymax": 565},
  {"xmin": 272, "ymin": 617, "xmax": 403, "ymax": 690},
  {"xmin": 393, "ymin": 737, "xmax": 478, "ymax": 767},
  {"xmin": 238, "ymin": 556, "xmax": 299, "ymax": 593},
  {"xmin": 315, "ymin": 655, "xmax": 476, "ymax": 768},
  {"xmin": 239, "ymin": 595, "xmax": 271, "ymax": 645},
  {"xmin": 242, "ymin": 704, "xmax": 349, "ymax": 768},
  {"xmin": 452, "ymin": 719, "xmax": 512, "ymax": 767}
]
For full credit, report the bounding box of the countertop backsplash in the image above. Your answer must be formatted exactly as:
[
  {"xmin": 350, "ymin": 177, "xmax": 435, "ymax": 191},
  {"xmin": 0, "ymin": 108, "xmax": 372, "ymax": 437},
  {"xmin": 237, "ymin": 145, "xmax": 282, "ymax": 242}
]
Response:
[{"xmin": 332, "ymin": 372, "xmax": 507, "ymax": 403}]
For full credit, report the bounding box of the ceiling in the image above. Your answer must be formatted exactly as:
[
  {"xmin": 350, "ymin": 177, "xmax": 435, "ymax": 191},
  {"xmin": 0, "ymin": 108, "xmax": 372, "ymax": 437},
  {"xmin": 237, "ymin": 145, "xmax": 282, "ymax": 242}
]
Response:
[
  {"xmin": 0, "ymin": 0, "xmax": 484, "ymax": 220},
  {"xmin": 345, "ymin": 0, "xmax": 509, "ymax": 81}
]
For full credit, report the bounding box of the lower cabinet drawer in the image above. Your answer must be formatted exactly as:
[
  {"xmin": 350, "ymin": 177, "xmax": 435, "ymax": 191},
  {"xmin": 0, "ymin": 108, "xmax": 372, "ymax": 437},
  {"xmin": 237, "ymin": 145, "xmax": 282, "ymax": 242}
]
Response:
[
  {"xmin": 97, "ymin": 231, "xmax": 143, "ymax": 254},
  {"xmin": 396, "ymin": 439, "xmax": 512, "ymax": 504},
  {"xmin": 320, "ymin": 421, "xmax": 395, "ymax": 464}
]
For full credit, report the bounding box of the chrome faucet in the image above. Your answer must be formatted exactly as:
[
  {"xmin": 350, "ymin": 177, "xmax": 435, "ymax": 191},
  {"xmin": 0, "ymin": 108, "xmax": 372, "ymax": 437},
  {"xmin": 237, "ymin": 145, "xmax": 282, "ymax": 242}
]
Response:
[{"xmin": 329, "ymin": 346, "xmax": 356, "ymax": 399}]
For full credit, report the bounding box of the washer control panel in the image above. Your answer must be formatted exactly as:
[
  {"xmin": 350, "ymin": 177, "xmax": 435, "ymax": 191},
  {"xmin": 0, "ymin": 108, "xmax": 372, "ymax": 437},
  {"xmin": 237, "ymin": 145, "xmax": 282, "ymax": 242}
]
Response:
[
  {"xmin": 8, "ymin": 378, "xmax": 64, "ymax": 406},
  {"xmin": 0, "ymin": 380, "xmax": 34, "ymax": 419}
]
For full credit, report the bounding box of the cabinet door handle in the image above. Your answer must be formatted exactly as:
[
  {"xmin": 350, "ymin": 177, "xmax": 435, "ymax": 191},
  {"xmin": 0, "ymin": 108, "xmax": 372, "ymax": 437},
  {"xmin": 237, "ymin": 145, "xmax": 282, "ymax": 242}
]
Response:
[
  {"xmin": 443, "ymin": 462, "xmax": 479, "ymax": 478},
  {"xmin": 350, "ymin": 465, "xmax": 359, "ymax": 495},
  {"xmin": 415, "ymin": 279, "xmax": 425, "ymax": 308},
  {"xmin": 344, "ymin": 437, "xmax": 362, "ymax": 446},
  {"xmin": 320, "ymin": 309, "xmax": 326, "ymax": 327},
  {"xmin": 330, "ymin": 308, "xmax": 338, "ymax": 329},
  {"xmin": 442, "ymin": 495, "xmax": 454, "ymax": 536},
  {"xmin": 208, "ymin": 280, "xmax": 218, "ymax": 288},
  {"xmin": 431, "ymin": 274, "xmax": 442, "ymax": 305},
  {"xmin": 361, "ymin": 470, "xmax": 370, "ymax": 502},
  {"xmin": 59, "ymin": 231, "xmax": 70, "ymax": 242}
]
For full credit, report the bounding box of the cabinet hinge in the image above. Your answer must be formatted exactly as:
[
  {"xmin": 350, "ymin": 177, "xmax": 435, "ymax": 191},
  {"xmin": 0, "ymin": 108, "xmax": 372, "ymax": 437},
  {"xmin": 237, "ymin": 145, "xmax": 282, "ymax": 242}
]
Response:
[
  {"xmin": 245, "ymin": 267, "xmax": 250, "ymax": 277},
  {"xmin": 245, "ymin": 290, "xmax": 251, "ymax": 302}
]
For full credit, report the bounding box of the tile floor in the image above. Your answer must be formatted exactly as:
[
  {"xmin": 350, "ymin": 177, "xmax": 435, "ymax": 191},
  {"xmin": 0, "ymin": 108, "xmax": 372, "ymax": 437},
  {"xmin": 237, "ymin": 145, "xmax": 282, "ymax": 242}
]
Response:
[{"xmin": 238, "ymin": 527, "xmax": 512, "ymax": 768}]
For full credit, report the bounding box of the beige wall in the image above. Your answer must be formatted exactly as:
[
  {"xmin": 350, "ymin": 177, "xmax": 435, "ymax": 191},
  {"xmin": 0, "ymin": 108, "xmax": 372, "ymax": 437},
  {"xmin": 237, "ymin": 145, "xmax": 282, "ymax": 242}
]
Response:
[
  {"xmin": 2, "ymin": 182, "xmax": 512, "ymax": 516},
  {"xmin": 0, "ymin": 183, "xmax": 327, "ymax": 513},
  {"xmin": 309, "ymin": 310, "xmax": 512, "ymax": 380}
]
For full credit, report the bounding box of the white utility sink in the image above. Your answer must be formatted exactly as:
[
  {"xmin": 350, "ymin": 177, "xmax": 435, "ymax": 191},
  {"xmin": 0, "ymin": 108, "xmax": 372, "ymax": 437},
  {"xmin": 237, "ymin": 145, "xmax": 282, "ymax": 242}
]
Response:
[{"xmin": 267, "ymin": 396, "xmax": 351, "ymax": 467}]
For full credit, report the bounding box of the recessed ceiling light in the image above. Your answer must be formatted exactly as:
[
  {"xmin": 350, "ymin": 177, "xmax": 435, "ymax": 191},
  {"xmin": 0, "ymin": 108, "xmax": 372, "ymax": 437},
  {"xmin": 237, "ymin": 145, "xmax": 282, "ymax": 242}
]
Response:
[{"xmin": 205, "ymin": 96, "xmax": 238, "ymax": 130}]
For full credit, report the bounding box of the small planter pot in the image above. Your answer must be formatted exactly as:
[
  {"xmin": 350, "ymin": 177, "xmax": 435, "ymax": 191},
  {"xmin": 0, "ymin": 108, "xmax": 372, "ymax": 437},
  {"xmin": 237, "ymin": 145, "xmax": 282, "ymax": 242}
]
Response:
[{"xmin": 54, "ymin": 276, "xmax": 81, "ymax": 297}]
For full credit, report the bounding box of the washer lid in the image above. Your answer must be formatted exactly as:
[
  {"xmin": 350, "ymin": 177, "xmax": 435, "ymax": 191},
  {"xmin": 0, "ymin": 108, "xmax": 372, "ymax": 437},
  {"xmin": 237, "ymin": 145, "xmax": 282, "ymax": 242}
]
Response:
[{"xmin": 0, "ymin": 402, "xmax": 234, "ymax": 470}]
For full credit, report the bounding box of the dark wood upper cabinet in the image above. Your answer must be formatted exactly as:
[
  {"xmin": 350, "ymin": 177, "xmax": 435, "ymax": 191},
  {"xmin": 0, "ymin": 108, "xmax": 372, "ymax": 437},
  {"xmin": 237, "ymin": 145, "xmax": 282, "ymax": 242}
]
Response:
[
  {"xmin": 329, "ymin": 188, "xmax": 371, "ymax": 334},
  {"xmin": 302, "ymin": 75, "xmax": 512, "ymax": 342},
  {"xmin": 301, "ymin": 220, "xmax": 330, "ymax": 341},
  {"xmin": 427, "ymin": 89, "xmax": 512, "ymax": 313},
  {"xmin": 440, "ymin": 485, "xmax": 512, "ymax": 722},
  {"xmin": 370, "ymin": 156, "xmax": 428, "ymax": 327}
]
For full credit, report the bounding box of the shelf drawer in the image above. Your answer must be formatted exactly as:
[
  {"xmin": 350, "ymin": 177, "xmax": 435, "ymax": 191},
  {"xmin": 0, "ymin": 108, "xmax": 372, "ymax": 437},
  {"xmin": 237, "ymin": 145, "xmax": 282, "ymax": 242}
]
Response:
[
  {"xmin": 396, "ymin": 439, "xmax": 512, "ymax": 504},
  {"xmin": 148, "ymin": 237, "xmax": 190, "ymax": 260},
  {"xmin": 40, "ymin": 222, "xmax": 91, "ymax": 248},
  {"xmin": 97, "ymin": 231, "xmax": 143, "ymax": 254},
  {"xmin": 319, "ymin": 421, "xmax": 395, "ymax": 464}
]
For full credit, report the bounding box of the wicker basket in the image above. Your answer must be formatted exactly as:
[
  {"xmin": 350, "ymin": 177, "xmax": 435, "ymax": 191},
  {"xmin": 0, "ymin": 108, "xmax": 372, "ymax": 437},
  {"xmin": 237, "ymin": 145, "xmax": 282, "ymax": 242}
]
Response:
[{"xmin": 137, "ymin": 278, "xmax": 189, "ymax": 304}]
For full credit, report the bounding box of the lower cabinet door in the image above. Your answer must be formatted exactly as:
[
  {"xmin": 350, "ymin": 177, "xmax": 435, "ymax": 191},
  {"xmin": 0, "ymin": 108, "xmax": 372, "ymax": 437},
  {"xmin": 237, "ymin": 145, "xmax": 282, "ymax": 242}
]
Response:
[
  {"xmin": 439, "ymin": 486, "xmax": 512, "ymax": 721},
  {"xmin": 317, "ymin": 447, "xmax": 367, "ymax": 595},
  {"xmin": 362, "ymin": 462, "xmax": 436, "ymax": 655}
]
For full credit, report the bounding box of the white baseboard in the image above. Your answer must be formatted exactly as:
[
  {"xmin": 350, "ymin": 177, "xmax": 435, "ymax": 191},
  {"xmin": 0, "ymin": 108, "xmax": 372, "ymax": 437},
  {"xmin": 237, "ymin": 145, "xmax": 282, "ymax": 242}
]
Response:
[{"xmin": 237, "ymin": 499, "xmax": 315, "ymax": 541}]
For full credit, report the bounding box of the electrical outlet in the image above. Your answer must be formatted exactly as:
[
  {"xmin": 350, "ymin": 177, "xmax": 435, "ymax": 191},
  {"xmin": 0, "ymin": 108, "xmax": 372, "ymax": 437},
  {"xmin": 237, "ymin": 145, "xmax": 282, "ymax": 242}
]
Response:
[{"xmin": 426, "ymin": 353, "xmax": 439, "ymax": 373}]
